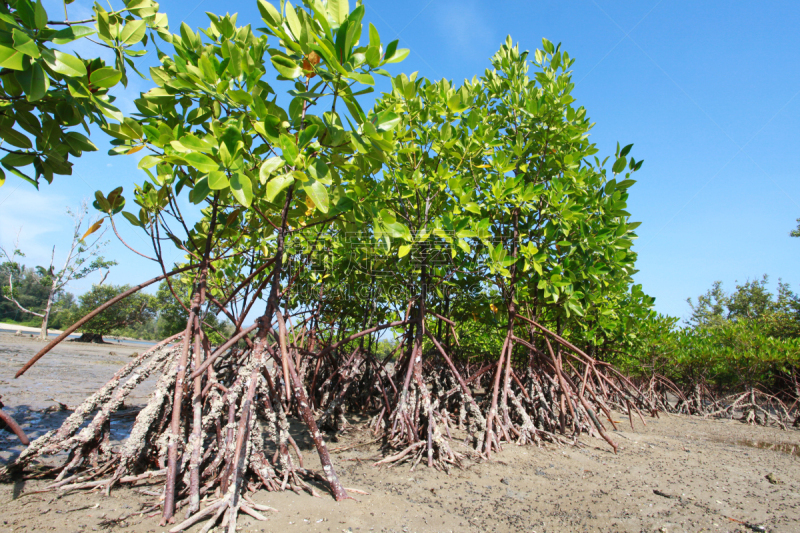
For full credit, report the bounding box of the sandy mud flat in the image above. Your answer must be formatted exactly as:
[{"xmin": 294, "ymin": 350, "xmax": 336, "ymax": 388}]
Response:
[{"xmin": 1, "ymin": 335, "xmax": 799, "ymax": 533}]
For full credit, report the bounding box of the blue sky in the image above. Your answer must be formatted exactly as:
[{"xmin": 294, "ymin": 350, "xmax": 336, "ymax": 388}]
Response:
[{"xmin": 1, "ymin": 0, "xmax": 799, "ymax": 323}]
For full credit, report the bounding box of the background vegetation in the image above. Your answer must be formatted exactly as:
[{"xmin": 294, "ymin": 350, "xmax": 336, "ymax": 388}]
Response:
[
  {"xmin": 613, "ymin": 276, "xmax": 800, "ymax": 403},
  {"xmin": 0, "ymin": 268, "xmax": 233, "ymax": 341}
]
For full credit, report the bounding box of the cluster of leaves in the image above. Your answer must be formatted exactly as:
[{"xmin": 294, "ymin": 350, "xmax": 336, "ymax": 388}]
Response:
[
  {"xmin": 151, "ymin": 277, "xmax": 233, "ymax": 342},
  {"xmin": 94, "ymin": 0, "xmax": 406, "ymax": 218},
  {"xmin": 616, "ymin": 277, "xmax": 800, "ymax": 394},
  {"xmin": 65, "ymin": 279, "xmax": 234, "ymax": 341},
  {"xmin": 0, "ymin": 0, "xmax": 167, "ymax": 187},
  {"xmin": 75, "ymin": 1, "xmax": 654, "ymax": 370},
  {"xmin": 286, "ymin": 35, "xmax": 651, "ymax": 362},
  {"xmin": 84, "ymin": 0, "xmax": 412, "ymax": 319},
  {"xmin": 67, "ymin": 281, "xmax": 156, "ymax": 337}
]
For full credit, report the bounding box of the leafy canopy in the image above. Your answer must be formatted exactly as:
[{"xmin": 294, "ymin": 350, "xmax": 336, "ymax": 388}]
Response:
[{"xmin": 0, "ymin": 0, "xmax": 167, "ymax": 188}]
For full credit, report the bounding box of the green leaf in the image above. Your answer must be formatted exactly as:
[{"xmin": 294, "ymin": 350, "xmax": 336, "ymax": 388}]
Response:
[
  {"xmin": 284, "ymin": 2, "xmax": 302, "ymax": 39},
  {"xmin": 489, "ymin": 242, "xmax": 504, "ymax": 263},
  {"xmin": 291, "ymin": 169, "xmax": 309, "ymax": 183},
  {"xmin": 368, "ymin": 22, "xmax": 380, "ymax": 48},
  {"xmin": 183, "ymin": 152, "xmax": 219, "ymax": 173},
  {"xmin": 501, "ymin": 256, "xmax": 516, "ymax": 267},
  {"xmin": 198, "ymin": 54, "xmax": 215, "ymax": 81},
  {"xmin": 327, "ymin": 0, "xmax": 349, "ymax": 27},
  {"xmin": 298, "ymin": 124, "xmax": 319, "ymax": 147},
  {"xmin": 168, "ymin": 140, "xmax": 191, "ymax": 153},
  {"xmin": 398, "ymin": 244, "xmax": 411, "ymax": 258},
  {"xmin": 17, "ymin": 62, "xmax": 48, "ymax": 101},
  {"xmin": 310, "ymin": 42, "xmax": 346, "ymax": 74},
  {"xmin": 120, "ymin": 20, "xmax": 147, "ymax": 45},
  {"xmin": 384, "ymin": 220, "xmax": 411, "ymax": 241},
  {"xmin": 90, "ymin": 67, "xmax": 122, "ymax": 88},
  {"xmin": 33, "ymin": 0, "xmax": 48, "ymax": 30},
  {"xmin": 93, "ymin": 191, "xmax": 110, "ymax": 213},
  {"xmin": 208, "ymin": 170, "xmax": 230, "ymax": 190},
  {"xmin": 65, "ymin": 131, "xmax": 97, "ymax": 152},
  {"xmin": 271, "ymin": 55, "xmax": 301, "ymax": 78},
  {"xmin": 619, "ymin": 143, "xmax": 633, "ymax": 157},
  {"xmin": 265, "ymin": 174, "xmax": 295, "ymax": 202},
  {"xmin": 15, "ymin": 0, "xmax": 36, "ymax": 29},
  {"xmin": 365, "ymin": 45, "xmax": 381, "ymax": 68},
  {"xmin": 47, "ymin": 50, "xmax": 87, "ymax": 77},
  {"xmin": 384, "ymin": 40, "xmax": 398, "ymax": 62},
  {"xmin": 121, "ymin": 211, "xmax": 142, "ymax": 227},
  {"xmin": 110, "ymin": 118, "xmax": 143, "ymax": 140},
  {"xmin": 307, "ymin": 158, "xmax": 331, "ymax": 184},
  {"xmin": 1, "ymin": 151, "xmax": 36, "ymax": 167},
  {"xmin": 92, "ymin": 97, "xmax": 123, "ymax": 120},
  {"xmin": 303, "ymin": 180, "xmax": 329, "ymax": 213},
  {"xmin": 371, "ymin": 111, "xmax": 400, "ymax": 132},
  {"xmin": 447, "ymin": 93, "xmax": 468, "ymax": 113},
  {"xmin": 230, "ymin": 172, "xmax": 253, "ymax": 207},
  {"xmin": 342, "ymin": 95, "xmax": 365, "ymax": 125},
  {"xmin": 0, "ymin": 45, "xmax": 26, "ymax": 70},
  {"xmin": 227, "ymin": 89, "xmax": 253, "ymax": 106},
  {"xmin": 279, "ymin": 134, "xmax": 298, "ymax": 165},
  {"xmin": 384, "ymin": 47, "xmax": 409, "ymax": 64},
  {"xmin": 12, "ymin": 29, "xmax": 39, "ymax": 58},
  {"xmin": 464, "ymin": 202, "xmax": 481, "ymax": 214},
  {"xmin": 259, "ymin": 156, "xmax": 284, "ymax": 183},
  {"xmin": 0, "ymin": 126, "xmax": 32, "ymax": 149},
  {"xmin": 612, "ymin": 156, "xmax": 627, "ymax": 174},
  {"xmin": 3, "ymin": 164, "xmax": 37, "ymax": 187},
  {"xmin": 379, "ymin": 208, "xmax": 396, "ymax": 225},
  {"xmin": 227, "ymin": 42, "xmax": 242, "ymax": 77},
  {"xmin": 189, "ymin": 177, "xmax": 211, "ymax": 204},
  {"xmin": 137, "ymin": 155, "xmax": 159, "ymax": 168},
  {"xmin": 52, "ymin": 26, "xmax": 96, "ymax": 44},
  {"xmin": 178, "ymin": 133, "xmax": 214, "ymax": 153},
  {"xmin": 257, "ymin": 0, "xmax": 282, "ymax": 26},
  {"xmin": 348, "ymin": 71, "xmax": 374, "ymax": 86},
  {"xmin": 567, "ymin": 299, "xmax": 584, "ymax": 317}
]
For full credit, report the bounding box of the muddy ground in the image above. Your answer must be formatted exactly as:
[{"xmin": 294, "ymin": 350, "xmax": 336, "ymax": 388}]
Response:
[{"xmin": 1, "ymin": 334, "xmax": 799, "ymax": 533}]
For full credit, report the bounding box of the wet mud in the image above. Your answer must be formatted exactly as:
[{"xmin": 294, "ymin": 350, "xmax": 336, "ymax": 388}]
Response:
[{"xmin": 1, "ymin": 334, "xmax": 799, "ymax": 533}]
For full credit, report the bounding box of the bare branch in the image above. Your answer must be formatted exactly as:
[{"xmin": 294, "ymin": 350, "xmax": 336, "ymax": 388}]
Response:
[{"xmin": 1, "ymin": 270, "xmax": 45, "ymax": 318}]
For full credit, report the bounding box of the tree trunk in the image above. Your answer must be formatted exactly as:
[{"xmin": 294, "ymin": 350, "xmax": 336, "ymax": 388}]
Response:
[
  {"xmin": 73, "ymin": 333, "xmax": 106, "ymax": 343},
  {"xmin": 39, "ymin": 288, "xmax": 55, "ymax": 340}
]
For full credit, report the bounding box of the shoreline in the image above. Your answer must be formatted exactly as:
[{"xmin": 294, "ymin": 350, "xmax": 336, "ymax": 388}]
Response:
[{"xmin": 0, "ymin": 322, "xmax": 157, "ymax": 344}]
